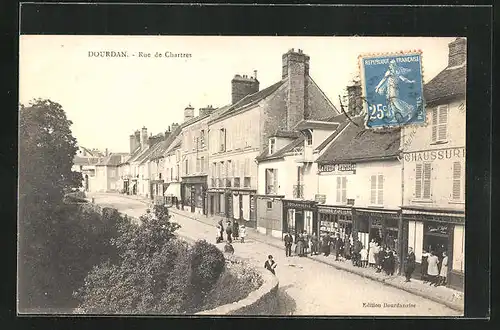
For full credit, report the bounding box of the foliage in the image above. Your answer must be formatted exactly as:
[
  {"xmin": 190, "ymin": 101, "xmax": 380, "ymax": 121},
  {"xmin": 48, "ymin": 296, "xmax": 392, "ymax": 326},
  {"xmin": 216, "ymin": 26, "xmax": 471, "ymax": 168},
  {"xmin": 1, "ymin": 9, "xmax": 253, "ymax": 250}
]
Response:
[
  {"xmin": 74, "ymin": 207, "xmax": 227, "ymax": 314},
  {"xmin": 200, "ymin": 258, "xmax": 263, "ymax": 311}
]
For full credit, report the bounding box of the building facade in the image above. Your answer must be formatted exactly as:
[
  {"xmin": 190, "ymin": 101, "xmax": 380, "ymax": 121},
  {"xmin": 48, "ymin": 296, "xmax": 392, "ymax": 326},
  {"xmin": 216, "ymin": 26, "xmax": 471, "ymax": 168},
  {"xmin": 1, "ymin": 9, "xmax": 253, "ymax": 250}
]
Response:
[{"xmin": 400, "ymin": 37, "xmax": 466, "ymax": 291}]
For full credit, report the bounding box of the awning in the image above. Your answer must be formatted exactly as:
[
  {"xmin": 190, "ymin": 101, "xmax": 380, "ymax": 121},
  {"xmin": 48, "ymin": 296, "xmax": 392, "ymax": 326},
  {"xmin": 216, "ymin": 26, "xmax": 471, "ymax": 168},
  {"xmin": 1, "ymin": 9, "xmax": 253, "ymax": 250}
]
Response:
[{"xmin": 164, "ymin": 182, "xmax": 181, "ymax": 199}]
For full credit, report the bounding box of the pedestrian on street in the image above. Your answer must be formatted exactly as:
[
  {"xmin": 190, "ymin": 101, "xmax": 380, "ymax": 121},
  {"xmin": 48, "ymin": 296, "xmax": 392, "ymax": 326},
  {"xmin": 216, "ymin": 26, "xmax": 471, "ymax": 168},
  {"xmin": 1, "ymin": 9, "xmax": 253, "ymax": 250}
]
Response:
[
  {"xmin": 376, "ymin": 245, "xmax": 385, "ymax": 273},
  {"xmin": 360, "ymin": 245, "xmax": 368, "ymax": 268},
  {"xmin": 383, "ymin": 246, "xmax": 395, "ymax": 276},
  {"xmin": 264, "ymin": 255, "xmax": 277, "ymax": 275},
  {"xmin": 421, "ymin": 250, "xmax": 429, "ymax": 283},
  {"xmin": 224, "ymin": 242, "xmax": 235, "ymax": 255},
  {"xmin": 233, "ymin": 221, "xmax": 239, "ymax": 240},
  {"xmin": 284, "ymin": 232, "xmax": 294, "ymax": 257},
  {"xmin": 372, "ymin": 242, "xmax": 380, "ymax": 270},
  {"xmin": 334, "ymin": 234, "xmax": 343, "ymax": 261},
  {"xmin": 216, "ymin": 225, "xmax": 223, "ymax": 244},
  {"xmin": 344, "ymin": 235, "xmax": 352, "ymax": 261},
  {"xmin": 439, "ymin": 251, "xmax": 448, "ymax": 286},
  {"xmin": 296, "ymin": 232, "xmax": 305, "ymax": 257},
  {"xmin": 404, "ymin": 247, "xmax": 416, "ymax": 282},
  {"xmin": 239, "ymin": 224, "xmax": 247, "ymax": 243},
  {"xmin": 427, "ymin": 250, "xmax": 440, "ymax": 286},
  {"xmin": 368, "ymin": 239, "xmax": 376, "ymax": 268},
  {"xmin": 322, "ymin": 233, "xmax": 331, "ymax": 256},
  {"xmin": 353, "ymin": 237, "xmax": 363, "ymax": 267},
  {"xmin": 303, "ymin": 231, "xmax": 310, "ymax": 256},
  {"xmin": 218, "ymin": 219, "xmax": 224, "ymax": 241},
  {"xmin": 310, "ymin": 232, "xmax": 319, "ymax": 255},
  {"xmin": 225, "ymin": 221, "xmax": 233, "ymax": 243}
]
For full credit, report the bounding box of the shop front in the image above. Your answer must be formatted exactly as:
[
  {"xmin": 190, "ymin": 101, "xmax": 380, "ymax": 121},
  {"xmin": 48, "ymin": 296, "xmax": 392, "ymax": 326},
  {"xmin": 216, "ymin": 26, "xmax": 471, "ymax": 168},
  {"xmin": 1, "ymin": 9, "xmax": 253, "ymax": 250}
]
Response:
[
  {"xmin": 207, "ymin": 188, "xmax": 225, "ymax": 217},
  {"xmin": 402, "ymin": 207, "xmax": 465, "ymax": 291},
  {"xmin": 150, "ymin": 179, "xmax": 165, "ymax": 204},
  {"xmin": 231, "ymin": 189, "xmax": 257, "ymax": 228},
  {"xmin": 355, "ymin": 208, "xmax": 401, "ymax": 261},
  {"xmin": 282, "ymin": 199, "xmax": 317, "ymax": 242},
  {"xmin": 317, "ymin": 205, "xmax": 354, "ymax": 239},
  {"xmin": 181, "ymin": 175, "xmax": 207, "ymax": 214}
]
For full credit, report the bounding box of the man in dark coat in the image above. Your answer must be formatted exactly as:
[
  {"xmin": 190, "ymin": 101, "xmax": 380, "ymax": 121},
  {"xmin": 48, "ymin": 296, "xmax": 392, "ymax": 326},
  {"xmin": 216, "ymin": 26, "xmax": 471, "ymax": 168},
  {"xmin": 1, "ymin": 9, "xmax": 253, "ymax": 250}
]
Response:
[
  {"xmin": 225, "ymin": 221, "xmax": 233, "ymax": 243},
  {"xmin": 218, "ymin": 219, "xmax": 224, "ymax": 241},
  {"xmin": 404, "ymin": 247, "xmax": 416, "ymax": 282},
  {"xmin": 376, "ymin": 246, "xmax": 386, "ymax": 273},
  {"xmin": 284, "ymin": 232, "xmax": 294, "ymax": 257},
  {"xmin": 322, "ymin": 233, "xmax": 331, "ymax": 256},
  {"xmin": 353, "ymin": 237, "xmax": 363, "ymax": 267},
  {"xmin": 334, "ymin": 235, "xmax": 343, "ymax": 261}
]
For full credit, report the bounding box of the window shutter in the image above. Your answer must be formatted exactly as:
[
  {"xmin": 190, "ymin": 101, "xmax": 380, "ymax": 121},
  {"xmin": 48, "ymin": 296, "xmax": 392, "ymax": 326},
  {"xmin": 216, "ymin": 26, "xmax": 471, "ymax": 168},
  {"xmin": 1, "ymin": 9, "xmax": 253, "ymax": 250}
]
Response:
[
  {"xmin": 377, "ymin": 174, "xmax": 384, "ymax": 205},
  {"xmin": 370, "ymin": 175, "xmax": 377, "ymax": 204},
  {"xmin": 431, "ymin": 109, "xmax": 438, "ymax": 142},
  {"xmin": 415, "ymin": 164, "xmax": 422, "ymax": 198},
  {"xmin": 438, "ymin": 106, "xmax": 448, "ymax": 141},
  {"xmin": 274, "ymin": 169, "xmax": 278, "ymax": 191},
  {"xmin": 423, "ymin": 163, "xmax": 432, "ymax": 199},
  {"xmin": 452, "ymin": 162, "xmax": 461, "ymax": 200},
  {"xmin": 342, "ymin": 177, "xmax": 347, "ymax": 203},
  {"xmin": 336, "ymin": 177, "xmax": 341, "ymax": 203}
]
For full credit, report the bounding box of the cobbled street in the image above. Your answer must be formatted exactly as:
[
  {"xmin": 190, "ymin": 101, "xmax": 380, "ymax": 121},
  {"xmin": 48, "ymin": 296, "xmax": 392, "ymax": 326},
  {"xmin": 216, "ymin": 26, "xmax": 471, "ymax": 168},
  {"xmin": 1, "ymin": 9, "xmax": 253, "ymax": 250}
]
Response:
[{"xmin": 90, "ymin": 193, "xmax": 460, "ymax": 316}]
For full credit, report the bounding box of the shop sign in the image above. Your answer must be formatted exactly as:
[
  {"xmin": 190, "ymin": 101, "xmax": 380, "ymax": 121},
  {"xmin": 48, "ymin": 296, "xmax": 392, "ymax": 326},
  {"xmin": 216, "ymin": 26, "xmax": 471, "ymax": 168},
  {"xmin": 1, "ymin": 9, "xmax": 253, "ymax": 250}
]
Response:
[
  {"xmin": 317, "ymin": 206, "xmax": 351, "ymax": 216},
  {"xmin": 315, "ymin": 194, "xmax": 326, "ymax": 204},
  {"xmin": 318, "ymin": 163, "xmax": 357, "ymax": 174},
  {"xmin": 403, "ymin": 147, "xmax": 465, "ymax": 162},
  {"xmin": 283, "ymin": 200, "xmax": 316, "ymax": 211},
  {"xmin": 371, "ymin": 217, "xmax": 383, "ymax": 227}
]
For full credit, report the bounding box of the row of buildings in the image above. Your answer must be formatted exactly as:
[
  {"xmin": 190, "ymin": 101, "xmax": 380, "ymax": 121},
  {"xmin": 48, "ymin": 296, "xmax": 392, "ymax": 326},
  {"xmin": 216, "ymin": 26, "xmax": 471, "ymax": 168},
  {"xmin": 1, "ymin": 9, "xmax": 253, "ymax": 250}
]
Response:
[{"xmin": 74, "ymin": 38, "xmax": 466, "ymax": 290}]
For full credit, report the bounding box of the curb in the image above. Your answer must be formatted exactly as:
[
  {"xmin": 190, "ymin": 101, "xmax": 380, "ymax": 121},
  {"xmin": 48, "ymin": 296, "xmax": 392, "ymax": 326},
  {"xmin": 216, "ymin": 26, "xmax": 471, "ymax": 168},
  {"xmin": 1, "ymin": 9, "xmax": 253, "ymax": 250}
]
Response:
[{"xmin": 168, "ymin": 208, "xmax": 464, "ymax": 313}]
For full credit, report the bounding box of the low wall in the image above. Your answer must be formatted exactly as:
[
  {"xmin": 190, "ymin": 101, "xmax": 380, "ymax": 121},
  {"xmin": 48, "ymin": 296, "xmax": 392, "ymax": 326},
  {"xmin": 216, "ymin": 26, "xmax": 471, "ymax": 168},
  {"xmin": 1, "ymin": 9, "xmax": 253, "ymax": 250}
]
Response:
[{"xmin": 196, "ymin": 255, "xmax": 279, "ymax": 316}]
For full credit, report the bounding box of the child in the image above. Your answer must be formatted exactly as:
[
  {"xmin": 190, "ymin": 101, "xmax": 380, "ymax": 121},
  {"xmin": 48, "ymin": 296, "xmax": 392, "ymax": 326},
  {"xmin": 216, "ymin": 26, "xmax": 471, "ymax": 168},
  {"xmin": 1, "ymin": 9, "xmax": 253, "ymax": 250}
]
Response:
[
  {"xmin": 360, "ymin": 245, "xmax": 368, "ymax": 267},
  {"xmin": 240, "ymin": 224, "xmax": 247, "ymax": 243}
]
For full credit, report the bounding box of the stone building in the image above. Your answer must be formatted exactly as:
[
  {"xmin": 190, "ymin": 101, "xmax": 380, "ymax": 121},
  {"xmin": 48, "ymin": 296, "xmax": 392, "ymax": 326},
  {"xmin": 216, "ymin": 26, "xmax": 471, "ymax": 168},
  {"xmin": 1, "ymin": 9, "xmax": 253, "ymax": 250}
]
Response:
[
  {"xmin": 400, "ymin": 37, "xmax": 466, "ymax": 290},
  {"xmin": 207, "ymin": 48, "xmax": 339, "ymax": 229}
]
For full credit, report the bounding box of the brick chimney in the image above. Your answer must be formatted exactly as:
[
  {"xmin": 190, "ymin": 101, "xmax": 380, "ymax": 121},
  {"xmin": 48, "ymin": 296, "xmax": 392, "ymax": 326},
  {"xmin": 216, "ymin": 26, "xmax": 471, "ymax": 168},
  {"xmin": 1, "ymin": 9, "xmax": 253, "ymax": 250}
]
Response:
[
  {"xmin": 184, "ymin": 104, "xmax": 195, "ymax": 122},
  {"xmin": 148, "ymin": 133, "xmax": 164, "ymax": 147},
  {"xmin": 231, "ymin": 74, "xmax": 259, "ymax": 104},
  {"xmin": 448, "ymin": 37, "xmax": 466, "ymax": 67},
  {"xmin": 347, "ymin": 81, "xmax": 362, "ymax": 116},
  {"xmin": 171, "ymin": 123, "xmax": 180, "ymax": 132},
  {"xmin": 199, "ymin": 105, "xmax": 215, "ymax": 117},
  {"xmin": 140, "ymin": 127, "xmax": 148, "ymax": 150},
  {"xmin": 129, "ymin": 134, "xmax": 137, "ymax": 154},
  {"xmin": 282, "ymin": 48, "xmax": 310, "ymax": 129}
]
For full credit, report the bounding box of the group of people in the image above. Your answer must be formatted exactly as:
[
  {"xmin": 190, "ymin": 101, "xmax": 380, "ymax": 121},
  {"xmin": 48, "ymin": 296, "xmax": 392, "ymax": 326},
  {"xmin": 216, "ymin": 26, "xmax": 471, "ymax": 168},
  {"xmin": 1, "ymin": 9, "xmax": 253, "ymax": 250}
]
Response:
[
  {"xmin": 418, "ymin": 249, "xmax": 449, "ymax": 286},
  {"xmin": 215, "ymin": 219, "xmax": 247, "ymax": 244},
  {"xmin": 284, "ymin": 231, "xmax": 320, "ymax": 257}
]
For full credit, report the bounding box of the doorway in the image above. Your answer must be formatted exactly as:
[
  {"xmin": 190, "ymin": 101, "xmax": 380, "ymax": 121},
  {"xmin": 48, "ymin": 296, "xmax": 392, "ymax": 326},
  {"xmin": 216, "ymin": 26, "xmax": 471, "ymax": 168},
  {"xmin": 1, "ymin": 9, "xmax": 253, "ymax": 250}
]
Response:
[
  {"xmin": 190, "ymin": 186, "xmax": 196, "ymax": 213},
  {"xmin": 294, "ymin": 211, "xmax": 304, "ymax": 241},
  {"xmin": 239, "ymin": 194, "xmax": 244, "ymax": 220}
]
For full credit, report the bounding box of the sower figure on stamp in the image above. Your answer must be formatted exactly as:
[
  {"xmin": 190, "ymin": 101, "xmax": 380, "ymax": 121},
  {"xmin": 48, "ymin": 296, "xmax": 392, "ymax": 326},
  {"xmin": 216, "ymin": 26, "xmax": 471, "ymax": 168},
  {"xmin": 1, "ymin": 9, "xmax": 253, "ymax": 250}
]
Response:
[
  {"xmin": 284, "ymin": 232, "xmax": 294, "ymax": 257},
  {"xmin": 404, "ymin": 247, "xmax": 416, "ymax": 282}
]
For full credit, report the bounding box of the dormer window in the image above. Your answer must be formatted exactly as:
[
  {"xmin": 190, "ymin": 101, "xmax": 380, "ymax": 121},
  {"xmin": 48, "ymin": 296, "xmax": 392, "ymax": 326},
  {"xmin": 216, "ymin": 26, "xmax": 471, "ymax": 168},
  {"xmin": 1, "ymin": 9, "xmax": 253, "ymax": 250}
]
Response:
[
  {"xmin": 304, "ymin": 129, "xmax": 313, "ymax": 146},
  {"xmin": 269, "ymin": 138, "xmax": 276, "ymax": 154}
]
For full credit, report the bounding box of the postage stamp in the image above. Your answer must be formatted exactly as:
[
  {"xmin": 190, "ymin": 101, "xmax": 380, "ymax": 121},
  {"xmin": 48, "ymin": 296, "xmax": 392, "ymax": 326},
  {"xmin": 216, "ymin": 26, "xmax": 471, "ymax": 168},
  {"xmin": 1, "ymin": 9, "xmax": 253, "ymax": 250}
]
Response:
[{"xmin": 359, "ymin": 51, "xmax": 425, "ymax": 128}]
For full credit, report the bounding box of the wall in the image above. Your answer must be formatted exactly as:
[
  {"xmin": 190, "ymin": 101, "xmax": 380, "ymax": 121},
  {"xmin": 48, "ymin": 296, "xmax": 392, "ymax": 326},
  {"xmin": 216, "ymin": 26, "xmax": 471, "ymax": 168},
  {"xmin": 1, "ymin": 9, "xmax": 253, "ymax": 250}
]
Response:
[
  {"xmin": 256, "ymin": 197, "xmax": 283, "ymax": 237},
  {"xmin": 106, "ymin": 166, "xmax": 120, "ymax": 192},
  {"xmin": 401, "ymin": 99, "xmax": 465, "ymax": 211},
  {"xmin": 318, "ymin": 160, "xmax": 401, "ymax": 209},
  {"xmin": 307, "ymin": 76, "xmax": 340, "ymax": 119},
  {"xmin": 181, "ymin": 116, "xmax": 209, "ymax": 178},
  {"xmin": 196, "ymin": 256, "xmax": 279, "ymax": 315}
]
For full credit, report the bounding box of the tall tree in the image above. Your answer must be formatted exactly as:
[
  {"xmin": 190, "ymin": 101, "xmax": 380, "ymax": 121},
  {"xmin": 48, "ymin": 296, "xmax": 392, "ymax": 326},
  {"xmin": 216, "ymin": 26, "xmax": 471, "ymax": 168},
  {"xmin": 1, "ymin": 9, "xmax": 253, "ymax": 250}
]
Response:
[{"xmin": 18, "ymin": 99, "xmax": 82, "ymax": 309}]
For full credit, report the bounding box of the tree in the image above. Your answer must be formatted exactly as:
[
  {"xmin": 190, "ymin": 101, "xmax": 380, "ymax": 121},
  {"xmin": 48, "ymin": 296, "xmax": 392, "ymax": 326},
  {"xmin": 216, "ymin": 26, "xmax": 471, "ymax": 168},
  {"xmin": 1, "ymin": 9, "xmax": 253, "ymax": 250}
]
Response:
[{"xmin": 18, "ymin": 99, "xmax": 85, "ymax": 309}]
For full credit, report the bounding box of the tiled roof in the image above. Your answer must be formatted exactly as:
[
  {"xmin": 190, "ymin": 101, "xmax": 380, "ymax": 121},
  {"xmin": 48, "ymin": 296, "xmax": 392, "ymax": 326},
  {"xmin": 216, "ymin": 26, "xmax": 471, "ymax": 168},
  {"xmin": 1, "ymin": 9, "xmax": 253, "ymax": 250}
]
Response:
[
  {"xmin": 149, "ymin": 125, "xmax": 183, "ymax": 161},
  {"xmin": 125, "ymin": 146, "xmax": 144, "ymax": 163},
  {"xmin": 209, "ymin": 80, "xmax": 285, "ymax": 123},
  {"xmin": 256, "ymin": 136, "xmax": 305, "ymax": 162},
  {"xmin": 73, "ymin": 156, "xmax": 101, "ymax": 166},
  {"xmin": 136, "ymin": 141, "xmax": 164, "ymax": 164},
  {"xmin": 316, "ymin": 116, "xmax": 401, "ymax": 164},
  {"xmin": 424, "ymin": 65, "xmax": 466, "ymax": 104},
  {"xmin": 96, "ymin": 154, "xmax": 126, "ymax": 166}
]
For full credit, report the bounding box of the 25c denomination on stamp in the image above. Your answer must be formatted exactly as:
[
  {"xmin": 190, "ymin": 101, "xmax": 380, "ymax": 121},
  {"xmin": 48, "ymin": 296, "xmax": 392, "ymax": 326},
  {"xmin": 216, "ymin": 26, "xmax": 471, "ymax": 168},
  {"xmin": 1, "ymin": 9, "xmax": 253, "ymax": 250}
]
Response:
[{"xmin": 359, "ymin": 51, "xmax": 425, "ymax": 129}]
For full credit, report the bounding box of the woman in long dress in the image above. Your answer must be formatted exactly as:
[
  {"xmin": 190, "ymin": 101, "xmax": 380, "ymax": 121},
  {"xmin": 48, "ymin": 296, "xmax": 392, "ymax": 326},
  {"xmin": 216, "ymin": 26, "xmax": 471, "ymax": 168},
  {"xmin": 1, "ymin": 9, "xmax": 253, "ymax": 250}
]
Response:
[
  {"xmin": 375, "ymin": 59, "xmax": 417, "ymax": 123},
  {"xmin": 297, "ymin": 233, "xmax": 305, "ymax": 257},
  {"xmin": 368, "ymin": 239, "xmax": 376, "ymax": 268}
]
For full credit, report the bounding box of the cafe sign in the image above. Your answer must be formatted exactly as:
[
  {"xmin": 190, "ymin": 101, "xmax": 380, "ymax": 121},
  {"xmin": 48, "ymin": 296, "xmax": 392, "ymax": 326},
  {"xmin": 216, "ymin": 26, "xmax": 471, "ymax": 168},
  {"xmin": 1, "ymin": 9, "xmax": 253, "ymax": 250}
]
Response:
[
  {"xmin": 315, "ymin": 194, "xmax": 326, "ymax": 204},
  {"xmin": 317, "ymin": 206, "xmax": 352, "ymax": 215},
  {"xmin": 283, "ymin": 200, "xmax": 316, "ymax": 211},
  {"xmin": 318, "ymin": 163, "xmax": 356, "ymax": 174}
]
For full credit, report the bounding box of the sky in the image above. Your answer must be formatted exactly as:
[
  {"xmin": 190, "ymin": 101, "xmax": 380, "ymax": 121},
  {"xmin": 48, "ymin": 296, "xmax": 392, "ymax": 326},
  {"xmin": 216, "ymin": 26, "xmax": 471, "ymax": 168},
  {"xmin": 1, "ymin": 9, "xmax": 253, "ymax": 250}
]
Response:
[{"xmin": 19, "ymin": 36, "xmax": 456, "ymax": 153}]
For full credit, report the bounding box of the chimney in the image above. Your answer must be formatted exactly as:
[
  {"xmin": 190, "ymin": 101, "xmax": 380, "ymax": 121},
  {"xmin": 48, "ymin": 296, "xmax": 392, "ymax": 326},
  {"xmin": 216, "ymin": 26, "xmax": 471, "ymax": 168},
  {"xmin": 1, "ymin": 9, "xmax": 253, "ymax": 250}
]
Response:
[
  {"xmin": 199, "ymin": 104, "xmax": 215, "ymax": 117},
  {"xmin": 164, "ymin": 129, "xmax": 171, "ymax": 140},
  {"xmin": 347, "ymin": 82, "xmax": 362, "ymax": 116},
  {"xmin": 140, "ymin": 126, "xmax": 148, "ymax": 150},
  {"xmin": 148, "ymin": 133, "xmax": 163, "ymax": 147},
  {"xmin": 171, "ymin": 123, "xmax": 180, "ymax": 132},
  {"xmin": 184, "ymin": 104, "xmax": 195, "ymax": 121},
  {"xmin": 448, "ymin": 37, "xmax": 466, "ymax": 67},
  {"xmin": 129, "ymin": 134, "xmax": 137, "ymax": 154},
  {"xmin": 282, "ymin": 48, "xmax": 310, "ymax": 129},
  {"xmin": 105, "ymin": 148, "xmax": 109, "ymax": 156},
  {"xmin": 231, "ymin": 74, "xmax": 259, "ymax": 104}
]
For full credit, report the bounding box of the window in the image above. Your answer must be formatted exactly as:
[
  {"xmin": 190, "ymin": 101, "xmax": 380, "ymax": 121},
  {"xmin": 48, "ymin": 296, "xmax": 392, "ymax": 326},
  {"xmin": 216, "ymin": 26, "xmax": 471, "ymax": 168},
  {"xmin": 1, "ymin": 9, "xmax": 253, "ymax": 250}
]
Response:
[
  {"xmin": 415, "ymin": 163, "xmax": 432, "ymax": 199},
  {"xmin": 219, "ymin": 128, "xmax": 226, "ymax": 152},
  {"xmin": 234, "ymin": 177, "xmax": 240, "ymax": 187},
  {"xmin": 185, "ymin": 159, "xmax": 189, "ymax": 175},
  {"xmin": 267, "ymin": 201, "xmax": 273, "ymax": 209},
  {"xmin": 200, "ymin": 130, "xmax": 205, "ymax": 148},
  {"xmin": 226, "ymin": 160, "xmax": 231, "ymax": 178},
  {"xmin": 265, "ymin": 169, "xmax": 278, "ymax": 195},
  {"xmin": 220, "ymin": 161, "xmax": 225, "ymax": 178},
  {"xmin": 193, "ymin": 135, "xmax": 197, "ymax": 150},
  {"xmin": 196, "ymin": 158, "xmax": 200, "ymax": 172},
  {"xmin": 176, "ymin": 165, "xmax": 179, "ymax": 180},
  {"xmin": 200, "ymin": 156, "xmax": 205, "ymax": 172},
  {"xmin": 370, "ymin": 175, "xmax": 383, "ymax": 205},
  {"xmin": 170, "ymin": 168, "xmax": 173, "ymax": 181},
  {"xmin": 431, "ymin": 105, "xmax": 448, "ymax": 143},
  {"xmin": 304, "ymin": 129, "xmax": 313, "ymax": 146},
  {"xmin": 269, "ymin": 138, "xmax": 276, "ymax": 154},
  {"xmin": 244, "ymin": 177, "xmax": 251, "ymax": 188},
  {"xmin": 336, "ymin": 177, "xmax": 347, "ymax": 203},
  {"xmin": 452, "ymin": 162, "xmax": 463, "ymax": 201}
]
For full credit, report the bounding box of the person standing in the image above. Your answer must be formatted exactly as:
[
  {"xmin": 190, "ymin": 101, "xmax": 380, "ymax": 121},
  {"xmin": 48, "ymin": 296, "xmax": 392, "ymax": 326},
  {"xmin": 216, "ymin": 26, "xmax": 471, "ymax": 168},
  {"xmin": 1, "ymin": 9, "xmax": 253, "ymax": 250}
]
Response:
[
  {"xmin": 233, "ymin": 221, "xmax": 240, "ymax": 240},
  {"xmin": 322, "ymin": 233, "xmax": 331, "ymax": 256},
  {"xmin": 311, "ymin": 232, "xmax": 319, "ymax": 256},
  {"xmin": 284, "ymin": 232, "xmax": 294, "ymax": 257},
  {"xmin": 218, "ymin": 219, "xmax": 224, "ymax": 241},
  {"xmin": 360, "ymin": 245, "xmax": 368, "ymax": 267},
  {"xmin": 421, "ymin": 250, "xmax": 429, "ymax": 283},
  {"xmin": 439, "ymin": 251, "xmax": 448, "ymax": 286},
  {"xmin": 368, "ymin": 239, "xmax": 376, "ymax": 268},
  {"xmin": 297, "ymin": 232, "xmax": 305, "ymax": 257},
  {"xmin": 353, "ymin": 237, "xmax": 363, "ymax": 267},
  {"xmin": 264, "ymin": 255, "xmax": 277, "ymax": 275},
  {"xmin": 239, "ymin": 224, "xmax": 247, "ymax": 243},
  {"xmin": 427, "ymin": 250, "xmax": 440, "ymax": 286},
  {"xmin": 404, "ymin": 247, "xmax": 416, "ymax": 282},
  {"xmin": 335, "ymin": 234, "xmax": 343, "ymax": 261},
  {"xmin": 225, "ymin": 220, "xmax": 233, "ymax": 243},
  {"xmin": 215, "ymin": 224, "xmax": 222, "ymax": 243},
  {"xmin": 376, "ymin": 245, "xmax": 385, "ymax": 273}
]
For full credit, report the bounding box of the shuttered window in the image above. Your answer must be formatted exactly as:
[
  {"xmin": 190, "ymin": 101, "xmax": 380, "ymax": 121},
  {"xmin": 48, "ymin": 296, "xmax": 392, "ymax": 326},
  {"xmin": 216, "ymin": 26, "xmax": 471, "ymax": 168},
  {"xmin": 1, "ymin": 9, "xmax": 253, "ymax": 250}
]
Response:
[
  {"xmin": 370, "ymin": 175, "xmax": 377, "ymax": 204},
  {"xmin": 377, "ymin": 174, "xmax": 384, "ymax": 205},
  {"xmin": 431, "ymin": 105, "xmax": 448, "ymax": 143},
  {"xmin": 273, "ymin": 169, "xmax": 279, "ymax": 193},
  {"xmin": 370, "ymin": 175, "xmax": 383, "ymax": 205},
  {"xmin": 452, "ymin": 162, "xmax": 462, "ymax": 200},
  {"xmin": 342, "ymin": 177, "xmax": 347, "ymax": 203},
  {"xmin": 336, "ymin": 177, "xmax": 342, "ymax": 203},
  {"xmin": 415, "ymin": 163, "xmax": 432, "ymax": 199}
]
